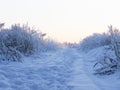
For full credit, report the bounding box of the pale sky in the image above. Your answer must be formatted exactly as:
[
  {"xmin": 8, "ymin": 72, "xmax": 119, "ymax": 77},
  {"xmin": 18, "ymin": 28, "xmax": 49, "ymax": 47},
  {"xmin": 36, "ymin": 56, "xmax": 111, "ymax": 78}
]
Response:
[{"xmin": 0, "ymin": 0, "xmax": 120, "ymax": 43}]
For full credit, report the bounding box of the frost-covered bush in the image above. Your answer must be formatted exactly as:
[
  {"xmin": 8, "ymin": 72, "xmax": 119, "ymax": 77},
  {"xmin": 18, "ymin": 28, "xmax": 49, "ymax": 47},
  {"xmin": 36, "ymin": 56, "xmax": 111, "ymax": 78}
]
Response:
[
  {"xmin": 93, "ymin": 26, "xmax": 120, "ymax": 75},
  {"xmin": 93, "ymin": 46, "xmax": 118, "ymax": 75},
  {"xmin": 0, "ymin": 24, "xmax": 46, "ymax": 61},
  {"xmin": 63, "ymin": 42, "xmax": 78, "ymax": 48},
  {"xmin": 79, "ymin": 33, "xmax": 111, "ymax": 52},
  {"xmin": 43, "ymin": 39, "xmax": 59, "ymax": 51}
]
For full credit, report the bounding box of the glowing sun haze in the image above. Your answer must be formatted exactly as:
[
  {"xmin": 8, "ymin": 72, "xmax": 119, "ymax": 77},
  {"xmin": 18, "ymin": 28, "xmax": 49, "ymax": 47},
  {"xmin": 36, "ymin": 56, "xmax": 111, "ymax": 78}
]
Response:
[{"xmin": 0, "ymin": 0, "xmax": 120, "ymax": 43}]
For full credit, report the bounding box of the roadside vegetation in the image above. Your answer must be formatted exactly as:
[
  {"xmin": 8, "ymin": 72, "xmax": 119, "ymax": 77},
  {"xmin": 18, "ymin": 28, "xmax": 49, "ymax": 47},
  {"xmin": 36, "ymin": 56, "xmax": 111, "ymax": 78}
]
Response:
[
  {"xmin": 79, "ymin": 26, "xmax": 120, "ymax": 75},
  {"xmin": 0, "ymin": 23, "xmax": 59, "ymax": 62}
]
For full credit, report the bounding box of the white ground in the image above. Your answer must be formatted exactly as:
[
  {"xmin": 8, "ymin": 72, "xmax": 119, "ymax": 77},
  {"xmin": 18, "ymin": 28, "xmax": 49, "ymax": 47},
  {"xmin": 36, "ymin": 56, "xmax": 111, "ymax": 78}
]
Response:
[
  {"xmin": 0, "ymin": 47, "xmax": 119, "ymax": 90},
  {"xmin": 68, "ymin": 49, "xmax": 100, "ymax": 90},
  {"xmin": 83, "ymin": 47, "xmax": 120, "ymax": 90}
]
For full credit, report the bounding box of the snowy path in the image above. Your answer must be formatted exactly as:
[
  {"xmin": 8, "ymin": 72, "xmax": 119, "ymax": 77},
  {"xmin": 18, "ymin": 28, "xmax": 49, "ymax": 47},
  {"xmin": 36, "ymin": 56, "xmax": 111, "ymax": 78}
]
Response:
[
  {"xmin": 0, "ymin": 48, "xmax": 101, "ymax": 90},
  {"xmin": 67, "ymin": 49, "xmax": 101, "ymax": 90}
]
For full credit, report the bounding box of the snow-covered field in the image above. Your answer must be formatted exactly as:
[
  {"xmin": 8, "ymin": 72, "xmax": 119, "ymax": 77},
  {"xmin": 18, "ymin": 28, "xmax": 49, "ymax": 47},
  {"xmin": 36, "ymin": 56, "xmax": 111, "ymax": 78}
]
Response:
[{"xmin": 0, "ymin": 47, "xmax": 119, "ymax": 90}]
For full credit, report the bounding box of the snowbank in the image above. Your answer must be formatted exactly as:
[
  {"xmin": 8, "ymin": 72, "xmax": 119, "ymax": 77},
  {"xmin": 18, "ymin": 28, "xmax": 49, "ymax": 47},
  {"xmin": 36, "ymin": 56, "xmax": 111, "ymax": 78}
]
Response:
[{"xmin": 83, "ymin": 46, "xmax": 120, "ymax": 90}]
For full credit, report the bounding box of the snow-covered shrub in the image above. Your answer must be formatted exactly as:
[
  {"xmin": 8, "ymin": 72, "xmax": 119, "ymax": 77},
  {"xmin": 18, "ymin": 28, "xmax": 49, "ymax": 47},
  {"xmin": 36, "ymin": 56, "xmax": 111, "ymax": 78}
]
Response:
[
  {"xmin": 0, "ymin": 24, "xmax": 46, "ymax": 61},
  {"xmin": 0, "ymin": 23, "xmax": 4, "ymax": 29},
  {"xmin": 79, "ymin": 33, "xmax": 111, "ymax": 52},
  {"xmin": 63, "ymin": 42, "xmax": 78, "ymax": 48},
  {"xmin": 93, "ymin": 26, "xmax": 120, "ymax": 75},
  {"xmin": 93, "ymin": 46, "xmax": 117, "ymax": 75},
  {"xmin": 43, "ymin": 39, "xmax": 59, "ymax": 51}
]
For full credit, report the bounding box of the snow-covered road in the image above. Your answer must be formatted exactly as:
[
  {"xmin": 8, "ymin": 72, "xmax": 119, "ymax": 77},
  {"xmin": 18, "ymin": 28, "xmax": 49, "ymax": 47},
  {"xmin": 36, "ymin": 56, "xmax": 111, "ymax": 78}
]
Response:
[
  {"xmin": 0, "ymin": 48, "xmax": 100, "ymax": 90},
  {"xmin": 66, "ymin": 48, "xmax": 100, "ymax": 90}
]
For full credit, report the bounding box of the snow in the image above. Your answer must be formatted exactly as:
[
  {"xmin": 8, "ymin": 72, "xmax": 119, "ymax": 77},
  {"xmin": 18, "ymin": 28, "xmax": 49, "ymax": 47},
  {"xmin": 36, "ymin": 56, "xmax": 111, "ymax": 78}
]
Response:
[
  {"xmin": 83, "ymin": 47, "xmax": 120, "ymax": 90},
  {"xmin": 68, "ymin": 51, "xmax": 100, "ymax": 90},
  {"xmin": 0, "ymin": 48, "xmax": 74, "ymax": 90},
  {"xmin": 0, "ymin": 47, "xmax": 119, "ymax": 90}
]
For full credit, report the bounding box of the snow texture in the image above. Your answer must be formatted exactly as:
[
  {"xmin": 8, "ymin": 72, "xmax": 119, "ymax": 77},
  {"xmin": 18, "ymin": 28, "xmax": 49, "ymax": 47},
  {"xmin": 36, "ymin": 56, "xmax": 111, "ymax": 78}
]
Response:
[
  {"xmin": 83, "ymin": 47, "xmax": 120, "ymax": 90},
  {"xmin": 0, "ymin": 47, "xmax": 119, "ymax": 90}
]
